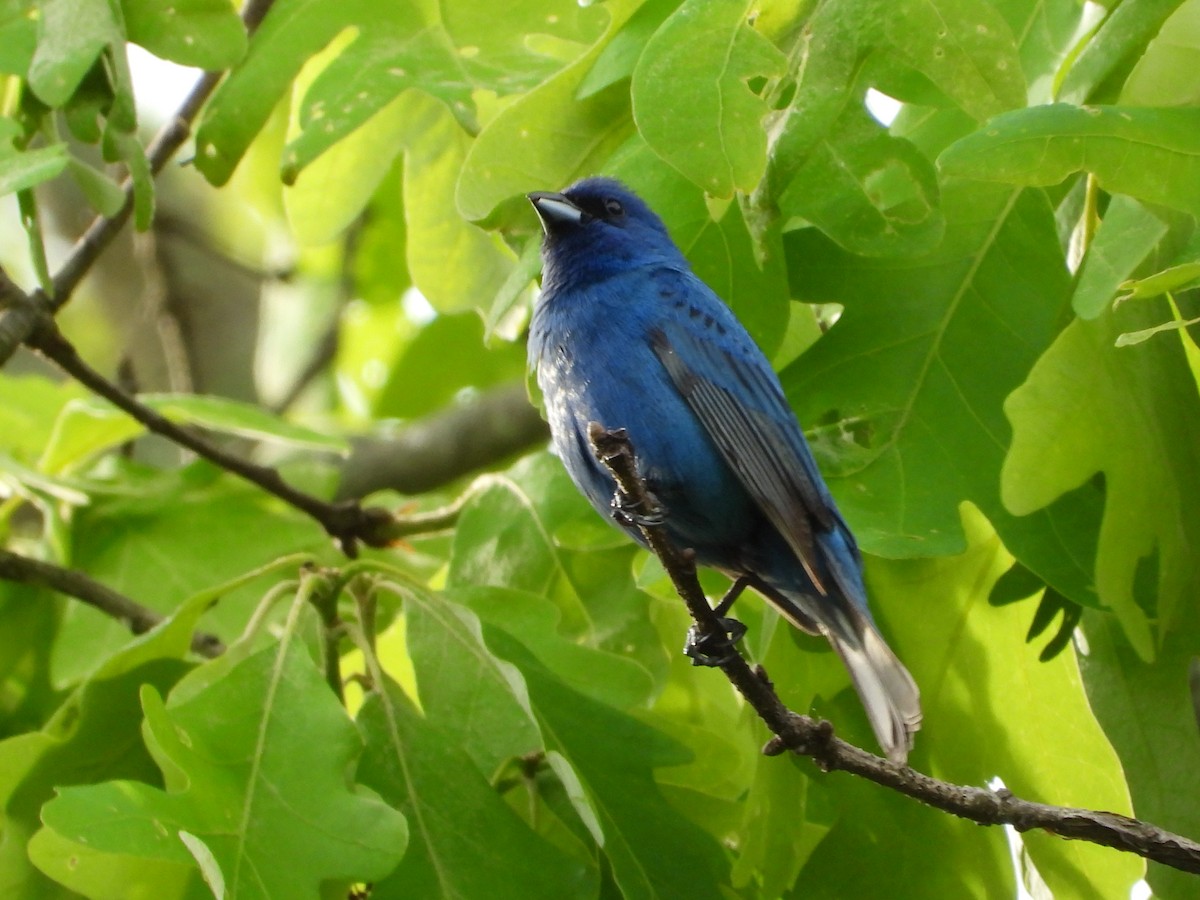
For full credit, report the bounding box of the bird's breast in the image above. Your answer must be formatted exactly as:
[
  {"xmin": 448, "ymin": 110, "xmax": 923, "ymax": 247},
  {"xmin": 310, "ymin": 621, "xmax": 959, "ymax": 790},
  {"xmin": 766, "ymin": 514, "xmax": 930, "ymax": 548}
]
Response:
[{"xmin": 531, "ymin": 291, "xmax": 758, "ymax": 559}]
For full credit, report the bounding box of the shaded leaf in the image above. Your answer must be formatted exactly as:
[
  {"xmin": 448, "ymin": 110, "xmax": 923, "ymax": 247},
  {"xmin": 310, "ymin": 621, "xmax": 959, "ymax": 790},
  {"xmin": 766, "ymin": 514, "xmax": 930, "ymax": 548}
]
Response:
[
  {"xmin": 40, "ymin": 392, "xmax": 347, "ymax": 476},
  {"xmin": 511, "ymin": 645, "xmax": 731, "ymax": 900},
  {"xmin": 356, "ymin": 676, "xmax": 591, "ymax": 899},
  {"xmin": 374, "ymin": 313, "xmax": 525, "ymax": 420},
  {"xmin": 848, "ymin": 507, "xmax": 1140, "ymax": 898},
  {"xmin": 1081, "ymin": 606, "xmax": 1200, "ymax": 899},
  {"xmin": 782, "ymin": 182, "xmax": 1069, "ymax": 557}
]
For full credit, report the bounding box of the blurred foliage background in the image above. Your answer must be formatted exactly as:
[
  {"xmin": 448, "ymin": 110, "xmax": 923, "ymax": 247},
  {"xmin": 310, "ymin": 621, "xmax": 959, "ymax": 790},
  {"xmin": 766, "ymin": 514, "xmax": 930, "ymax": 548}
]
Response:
[{"xmin": 1, "ymin": 0, "xmax": 1199, "ymax": 896}]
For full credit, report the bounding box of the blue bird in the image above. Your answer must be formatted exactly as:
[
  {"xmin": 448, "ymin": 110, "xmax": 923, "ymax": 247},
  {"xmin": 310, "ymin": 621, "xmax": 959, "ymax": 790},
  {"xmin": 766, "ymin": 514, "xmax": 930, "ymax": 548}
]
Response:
[{"xmin": 527, "ymin": 177, "xmax": 921, "ymax": 763}]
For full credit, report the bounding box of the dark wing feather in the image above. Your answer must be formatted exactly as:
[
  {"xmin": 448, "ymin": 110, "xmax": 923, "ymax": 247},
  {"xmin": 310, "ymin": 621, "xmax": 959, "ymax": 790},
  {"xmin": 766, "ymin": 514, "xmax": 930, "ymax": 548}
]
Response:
[{"xmin": 650, "ymin": 322, "xmax": 836, "ymax": 594}]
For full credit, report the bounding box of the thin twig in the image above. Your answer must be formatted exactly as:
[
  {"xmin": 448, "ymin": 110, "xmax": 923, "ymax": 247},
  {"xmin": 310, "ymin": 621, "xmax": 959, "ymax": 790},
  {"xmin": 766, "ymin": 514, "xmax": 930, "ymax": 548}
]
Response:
[
  {"xmin": 25, "ymin": 318, "xmax": 391, "ymax": 555},
  {"xmin": 587, "ymin": 424, "xmax": 1200, "ymax": 877},
  {"xmin": 0, "ymin": 0, "xmax": 277, "ymax": 365},
  {"xmin": 0, "ymin": 547, "xmax": 223, "ymax": 657}
]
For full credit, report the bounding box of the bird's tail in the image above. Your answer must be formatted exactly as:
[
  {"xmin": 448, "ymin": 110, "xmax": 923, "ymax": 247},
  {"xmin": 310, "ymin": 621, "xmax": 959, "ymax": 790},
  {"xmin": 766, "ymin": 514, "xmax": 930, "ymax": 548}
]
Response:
[
  {"xmin": 825, "ymin": 610, "xmax": 921, "ymax": 764},
  {"xmin": 770, "ymin": 591, "xmax": 921, "ymax": 764}
]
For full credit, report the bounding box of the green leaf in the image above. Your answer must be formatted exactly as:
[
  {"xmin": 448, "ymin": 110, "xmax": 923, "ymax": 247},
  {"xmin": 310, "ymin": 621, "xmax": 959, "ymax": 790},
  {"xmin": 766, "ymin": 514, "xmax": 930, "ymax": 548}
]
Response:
[
  {"xmin": 1081, "ymin": 605, "xmax": 1200, "ymax": 899},
  {"xmin": 771, "ymin": 0, "xmax": 1025, "ymax": 201},
  {"xmin": 685, "ymin": 198, "xmax": 790, "ymax": 358},
  {"xmin": 1057, "ymin": 0, "xmax": 1185, "ymax": 104},
  {"xmin": 356, "ymin": 676, "xmax": 592, "ymax": 899},
  {"xmin": 108, "ymin": 128, "xmax": 153, "ymax": 229},
  {"xmin": 1120, "ymin": 0, "xmax": 1200, "ymax": 106},
  {"xmin": 58, "ymin": 467, "xmax": 327, "ymax": 682},
  {"xmin": 279, "ymin": 5, "xmax": 473, "ymax": 181},
  {"xmin": 939, "ymin": 104, "xmax": 1200, "ymax": 219},
  {"xmin": 999, "ymin": 0, "xmax": 1087, "ymax": 105},
  {"xmin": 1001, "ymin": 307, "xmax": 1200, "ymax": 658},
  {"xmin": 446, "ymin": 457, "xmax": 671, "ymax": 685},
  {"xmin": 199, "ymin": 0, "xmax": 606, "ymax": 186},
  {"xmin": 398, "ymin": 583, "xmax": 543, "ymax": 778},
  {"xmin": 27, "ymin": 0, "xmax": 122, "ymax": 107},
  {"xmin": 1118, "ymin": 261, "xmax": 1200, "ymax": 301},
  {"xmin": 399, "ymin": 94, "xmax": 520, "ymax": 314},
  {"xmin": 782, "ymin": 182, "xmax": 1069, "ymax": 557},
  {"xmin": 283, "ymin": 89, "xmax": 409, "ymax": 245},
  {"xmin": 517, "ymin": 655, "xmax": 731, "ymax": 900},
  {"xmin": 577, "ymin": 0, "xmax": 676, "ymax": 98},
  {"xmin": 778, "ymin": 103, "xmax": 944, "ymax": 258},
  {"xmin": 66, "ymin": 157, "xmax": 124, "ymax": 216},
  {"xmin": 631, "ymin": 0, "xmax": 786, "ymax": 197},
  {"xmin": 0, "ymin": 143, "xmax": 69, "ymax": 197},
  {"xmin": 870, "ymin": 0, "xmax": 1027, "ymax": 120},
  {"xmin": 374, "ymin": 313, "xmax": 525, "ymax": 420},
  {"xmin": 38, "ymin": 611, "xmax": 407, "ymax": 899},
  {"xmin": 0, "ymin": 1, "xmax": 36, "ymax": 76},
  {"xmin": 28, "ymin": 822, "xmax": 202, "ymax": 899},
  {"xmin": 40, "ymin": 392, "xmax": 347, "ymax": 475},
  {"xmin": 194, "ymin": 0, "xmax": 367, "ymax": 185},
  {"xmin": 0, "ymin": 374, "xmax": 86, "ymax": 465},
  {"xmin": 1115, "ymin": 314, "xmax": 1200, "ymax": 346},
  {"xmin": 448, "ymin": 475, "xmax": 590, "ymax": 634},
  {"xmin": 0, "ymin": 658, "xmax": 192, "ymax": 897},
  {"xmin": 456, "ymin": 0, "xmax": 639, "ymax": 222},
  {"xmin": 844, "ymin": 511, "xmax": 1142, "ymax": 897},
  {"xmin": 451, "ymin": 585, "xmax": 656, "ymax": 710},
  {"xmin": 121, "ymin": 0, "xmax": 247, "ymax": 69},
  {"xmin": 1073, "ymin": 195, "xmax": 1169, "ymax": 319}
]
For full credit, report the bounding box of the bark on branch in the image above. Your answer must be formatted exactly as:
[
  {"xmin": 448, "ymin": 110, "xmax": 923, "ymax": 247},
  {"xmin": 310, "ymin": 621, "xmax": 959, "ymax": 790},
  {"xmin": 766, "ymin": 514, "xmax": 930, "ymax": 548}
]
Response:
[
  {"xmin": 0, "ymin": 548, "xmax": 223, "ymax": 658},
  {"xmin": 587, "ymin": 424, "xmax": 1200, "ymax": 877}
]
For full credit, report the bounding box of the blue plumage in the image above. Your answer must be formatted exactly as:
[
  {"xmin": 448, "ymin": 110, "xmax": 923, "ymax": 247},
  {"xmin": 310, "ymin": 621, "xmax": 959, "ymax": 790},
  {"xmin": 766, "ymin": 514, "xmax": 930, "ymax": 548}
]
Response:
[{"xmin": 528, "ymin": 177, "xmax": 920, "ymax": 762}]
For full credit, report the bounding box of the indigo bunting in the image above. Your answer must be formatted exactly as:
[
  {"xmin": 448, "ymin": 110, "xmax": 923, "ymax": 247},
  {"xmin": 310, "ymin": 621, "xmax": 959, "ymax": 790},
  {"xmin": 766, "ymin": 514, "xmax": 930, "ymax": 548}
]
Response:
[{"xmin": 527, "ymin": 177, "xmax": 921, "ymax": 763}]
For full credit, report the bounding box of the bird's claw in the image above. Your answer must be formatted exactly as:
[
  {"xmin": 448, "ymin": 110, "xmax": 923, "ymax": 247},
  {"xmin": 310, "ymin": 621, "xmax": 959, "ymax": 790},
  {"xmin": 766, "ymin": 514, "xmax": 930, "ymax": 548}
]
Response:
[
  {"xmin": 609, "ymin": 490, "xmax": 665, "ymax": 528},
  {"xmin": 684, "ymin": 617, "xmax": 747, "ymax": 666}
]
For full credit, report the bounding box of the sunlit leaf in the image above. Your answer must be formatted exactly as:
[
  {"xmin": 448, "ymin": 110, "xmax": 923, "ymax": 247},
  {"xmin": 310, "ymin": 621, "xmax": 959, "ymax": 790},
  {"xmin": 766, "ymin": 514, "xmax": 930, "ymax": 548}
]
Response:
[
  {"xmin": 37, "ymin": 621, "xmax": 407, "ymax": 898},
  {"xmin": 1001, "ymin": 307, "xmax": 1200, "ymax": 657},
  {"xmin": 631, "ymin": 0, "xmax": 786, "ymax": 197},
  {"xmin": 121, "ymin": 0, "xmax": 246, "ymax": 69},
  {"xmin": 1072, "ymin": 195, "xmax": 1169, "ymax": 319},
  {"xmin": 939, "ymin": 105, "xmax": 1200, "ymax": 218}
]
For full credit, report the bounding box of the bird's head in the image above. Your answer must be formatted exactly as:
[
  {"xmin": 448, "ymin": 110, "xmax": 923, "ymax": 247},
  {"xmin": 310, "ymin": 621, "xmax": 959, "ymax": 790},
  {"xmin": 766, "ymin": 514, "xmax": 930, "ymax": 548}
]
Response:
[{"xmin": 528, "ymin": 177, "xmax": 685, "ymax": 290}]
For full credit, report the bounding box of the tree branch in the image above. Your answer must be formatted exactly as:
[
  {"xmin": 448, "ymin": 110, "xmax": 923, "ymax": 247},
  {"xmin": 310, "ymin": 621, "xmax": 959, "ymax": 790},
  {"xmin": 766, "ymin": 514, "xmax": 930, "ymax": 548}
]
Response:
[
  {"xmin": 0, "ymin": 548, "xmax": 223, "ymax": 658},
  {"xmin": 335, "ymin": 381, "xmax": 548, "ymax": 500},
  {"xmin": 25, "ymin": 318, "xmax": 394, "ymax": 555},
  {"xmin": 587, "ymin": 424, "xmax": 1200, "ymax": 877}
]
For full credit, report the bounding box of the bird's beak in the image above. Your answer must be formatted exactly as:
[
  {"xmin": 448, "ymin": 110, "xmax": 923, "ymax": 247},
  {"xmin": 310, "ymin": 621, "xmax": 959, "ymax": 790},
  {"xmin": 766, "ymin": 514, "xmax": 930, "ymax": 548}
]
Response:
[{"xmin": 528, "ymin": 191, "xmax": 584, "ymax": 234}]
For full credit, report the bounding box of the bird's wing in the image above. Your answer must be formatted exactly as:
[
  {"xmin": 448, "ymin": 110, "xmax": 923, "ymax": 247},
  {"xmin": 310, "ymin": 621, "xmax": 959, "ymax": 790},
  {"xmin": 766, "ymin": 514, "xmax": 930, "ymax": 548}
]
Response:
[{"xmin": 649, "ymin": 287, "xmax": 839, "ymax": 594}]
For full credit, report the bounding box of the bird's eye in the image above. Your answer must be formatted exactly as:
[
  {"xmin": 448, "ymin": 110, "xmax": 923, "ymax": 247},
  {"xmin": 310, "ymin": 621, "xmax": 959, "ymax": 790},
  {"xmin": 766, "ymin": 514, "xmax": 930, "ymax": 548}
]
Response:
[{"xmin": 603, "ymin": 197, "xmax": 624, "ymax": 217}]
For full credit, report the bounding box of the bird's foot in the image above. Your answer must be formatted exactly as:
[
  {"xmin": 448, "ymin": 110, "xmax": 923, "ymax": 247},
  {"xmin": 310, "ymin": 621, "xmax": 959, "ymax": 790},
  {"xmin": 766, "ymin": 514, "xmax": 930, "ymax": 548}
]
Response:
[
  {"xmin": 609, "ymin": 489, "xmax": 665, "ymax": 528},
  {"xmin": 684, "ymin": 617, "xmax": 747, "ymax": 667}
]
